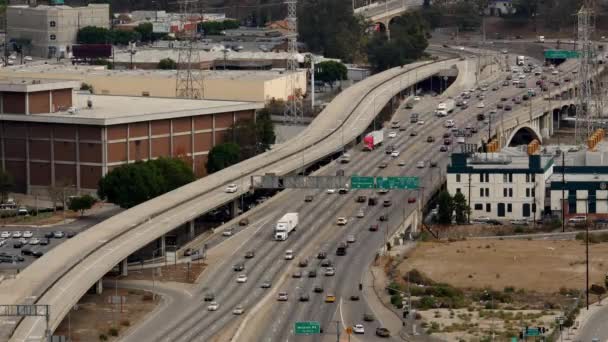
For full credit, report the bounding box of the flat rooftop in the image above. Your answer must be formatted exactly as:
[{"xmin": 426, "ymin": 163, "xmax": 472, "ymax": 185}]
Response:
[
  {"xmin": 6, "ymin": 63, "xmax": 300, "ymax": 81},
  {"xmin": 463, "ymin": 148, "xmax": 554, "ymax": 171},
  {"xmin": 0, "ymin": 78, "xmax": 80, "ymax": 92},
  {"xmin": 112, "ymin": 48, "xmax": 297, "ymax": 64},
  {"xmin": 0, "ymin": 93, "xmax": 263, "ymax": 126},
  {"xmin": 550, "ymin": 172, "xmax": 608, "ymax": 183}
]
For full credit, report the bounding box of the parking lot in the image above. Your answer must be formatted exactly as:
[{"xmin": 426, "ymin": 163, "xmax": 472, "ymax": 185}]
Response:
[{"xmin": 0, "ymin": 227, "xmax": 80, "ymax": 270}]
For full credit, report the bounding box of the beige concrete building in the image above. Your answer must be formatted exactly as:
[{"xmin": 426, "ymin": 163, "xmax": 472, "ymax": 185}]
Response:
[
  {"xmin": 7, "ymin": 4, "xmax": 110, "ymax": 58},
  {"xmin": 0, "ymin": 64, "xmax": 307, "ymax": 103}
]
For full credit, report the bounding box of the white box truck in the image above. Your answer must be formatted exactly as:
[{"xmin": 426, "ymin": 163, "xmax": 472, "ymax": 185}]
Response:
[
  {"xmin": 362, "ymin": 130, "xmax": 384, "ymax": 151},
  {"xmin": 274, "ymin": 212, "xmax": 298, "ymax": 241}
]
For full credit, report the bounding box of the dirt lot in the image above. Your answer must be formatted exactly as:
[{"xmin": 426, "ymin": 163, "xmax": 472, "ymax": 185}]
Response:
[
  {"xmin": 400, "ymin": 239, "xmax": 608, "ymax": 292},
  {"xmin": 54, "ymin": 287, "xmax": 160, "ymax": 342},
  {"xmin": 0, "ymin": 210, "xmax": 79, "ymax": 226}
]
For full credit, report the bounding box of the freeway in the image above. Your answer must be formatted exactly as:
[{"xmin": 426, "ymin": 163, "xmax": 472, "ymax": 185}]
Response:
[
  {"xmin": 120, "ymin": 48, "xmax": 543, "ymax": 341},
  {"xmin": 6, "ymin": 49, "xmax": 494, "ymax": 341},
  {"xmin": 356, "ymin": 0, "xmax": 423, "ymax": 20}
]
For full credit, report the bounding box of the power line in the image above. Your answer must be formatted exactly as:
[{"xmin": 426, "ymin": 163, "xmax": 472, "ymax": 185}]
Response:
[{"xmin": 175, "ymin": 0, "xmax": 204, "ymax": 99}]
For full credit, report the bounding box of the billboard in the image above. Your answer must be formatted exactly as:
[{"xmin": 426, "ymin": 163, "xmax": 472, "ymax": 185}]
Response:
[{"xmin": 72, "ymin": 44, "xmax": 112, "ymax": 59}]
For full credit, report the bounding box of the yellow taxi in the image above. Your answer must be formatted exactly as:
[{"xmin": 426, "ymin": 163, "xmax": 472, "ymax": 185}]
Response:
[{"xmin": 325, "ymin": 294, "xmax": 336, "ymax": 303}]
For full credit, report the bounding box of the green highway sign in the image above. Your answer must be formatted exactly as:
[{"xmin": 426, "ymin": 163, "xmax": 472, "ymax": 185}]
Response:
[
  {"xmin": 351, "ymin": 176, "xmax": 375, "ymax": 189},
  {"xmin": 295, "ymin": 321, "xmax": 321, "ymax": 335},
  {"xmin": 544, "ymin": 49, "xmax": 579, "ymax": 59},
  {"xmin": 376, "ymin": 176, "xmax": 419, "ymax": 190},
  {"xmin": 525, "ymin": 328, "xmax": 540, "ymax": 337}
]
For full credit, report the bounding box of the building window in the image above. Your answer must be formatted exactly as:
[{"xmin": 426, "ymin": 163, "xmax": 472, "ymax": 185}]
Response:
[
  {"xmin": 485, "ymin": 188, "xmax": 489, "ymax": 197},
  {"xmin": 526, "ymin": 174, "xmax": 530, "ymax": 182},
  {"xmin": 526, "ymin": 188, "xmax": 530, "ymax": 197},
  {"xmin": 456, "ymin": 188, "xmax": 461, "ymax": 193},
  {"xmin": 509, "ymin": 173, "xmax": 513, "ymax": 182},
  {"xmin": 50, "ymin": 20, "xmax": 56, "ymax": 27},
  {"xmin": 479, "ymin": 173, "xmax": 484, "ymax": 183},
  {"xmin": 503, "ymin": 174, "xmax": 508, "ymax": 182},
  {"xmin": 507, "ymin": 203, "xmax": 512, "ymax": 212},
  {"xmin": 50, "ymin": 34, "xmax": 56, "ymax": 40},
  {"xmin": 142, "ymin": 91, "xmax": 150, "ymax": 97},
  {"xmin": 485, "ymin": 173, "xmax": 490, "ymax": 182},
  {"xmin": 456, "ymin": 174, "xmax": 461, "ymax": 182},
  {"xmin": 474, "ymin": 204, "xmax": 483, "ymax": 210},
  {"xmin": 531, "ymin": 188, "xmax": 535, "ymax": 197},
  {"xmin": 503, "ymin": 188, "xmax": 507, "ymax": 197},
  {"xmin": 479, "ymin": 188, "xmax": 484, "ymax": 197},
  {"xmin": 532, "ymin": 203, "xmax": 537, "ymax": 213},
  {"xmin": 486, "ymin": 203, "xmax": 491, "ymax": 212},
  {"xmin": 531, "ymin": 173, "xmax": 536, "ymax": 182},
  {"xmin": 509, "ymin": 188, "xmax": 513, "ymax": 197}
]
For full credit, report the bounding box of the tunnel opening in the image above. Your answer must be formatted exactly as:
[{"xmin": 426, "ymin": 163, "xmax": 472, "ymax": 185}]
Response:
[
  {"xmin": 416, "ymin": 72, "xmax": 457, "ymax": 96},
  {"xmin": 508, "ymin": 127, "xmax": 540, "ymax": 147}
]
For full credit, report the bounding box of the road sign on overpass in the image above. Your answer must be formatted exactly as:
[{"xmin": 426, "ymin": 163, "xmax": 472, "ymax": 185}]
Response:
[
  {"xmin": 351, "ymin": 176, "xmax": 375, "ymax": 189},
  {"xmin": 376, "ymin": 176, "xmax": 419, "ymax": 189},
  {"xmin": 295, "ymin": 321, "xmax": 321, "ymax": 335},
  {"xmin": 544, "ymin": 50, "xmax": 579, "ymax": 59}
]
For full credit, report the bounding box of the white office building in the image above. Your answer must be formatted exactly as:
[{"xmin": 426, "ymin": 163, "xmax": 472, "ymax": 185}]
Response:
[{"xmin": 446, "ymin": 150, "xmax": 554, "ymax": 220}]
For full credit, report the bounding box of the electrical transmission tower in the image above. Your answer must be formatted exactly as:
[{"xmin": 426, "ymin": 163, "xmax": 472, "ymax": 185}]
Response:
[
  {"xmin": 575, "ymin": 2, "xmax": 596, "ymax": 145},
  {"xmin": 283, "ymin": 0, "xmax": 303, "ymax": 123},
  {"xmin": 175, "ymin": 0, "xmax": 204, "ymax": 99}
]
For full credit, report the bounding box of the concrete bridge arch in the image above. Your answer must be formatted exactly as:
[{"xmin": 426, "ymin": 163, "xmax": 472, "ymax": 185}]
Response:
[{"xmin": 506, "ymin": 124, "xmax": 543, "ymax": 147}]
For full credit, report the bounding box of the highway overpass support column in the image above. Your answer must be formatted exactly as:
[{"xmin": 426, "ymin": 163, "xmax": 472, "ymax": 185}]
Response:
[
  {"xmin": 230, "ymin": 199, "xmax": 239, "ymax": 219},
  {"xmin": 119, "ymin": 258, "xmax": 128, "ymax": 276},
  {"xmin": 160, "ymin": 235, "xmax": 166, "ymax": 256},
  {"xmin": 96, "ymin": 279, "xmax": 103, "ymax": 294},
  {"xmin": 189, "ymin": 220, "xmax": 195, "ymax": 240}
]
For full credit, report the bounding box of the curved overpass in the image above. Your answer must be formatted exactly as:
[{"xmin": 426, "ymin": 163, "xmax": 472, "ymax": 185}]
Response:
[{"xmin": 4, "ymin": 51, "xmax": 496, "ymax": 341}]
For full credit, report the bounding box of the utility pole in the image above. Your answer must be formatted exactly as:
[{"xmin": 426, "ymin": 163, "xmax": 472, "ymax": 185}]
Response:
[
  {"xmin": 586, "ymin": 196, "xmax": 590, "ymax": 310},
  {"xmin": 467, "ymin": 173, "xmax": 472, "ymax": 224},
  {"xmin": 562, "ymin": 149, "xmax": 566, "ymax": 232}
]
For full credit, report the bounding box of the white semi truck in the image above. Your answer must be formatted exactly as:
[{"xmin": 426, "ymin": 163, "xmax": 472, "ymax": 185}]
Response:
[{"xmin": 274, "ymin": 212, "xmax": 299, "ymax": 241}]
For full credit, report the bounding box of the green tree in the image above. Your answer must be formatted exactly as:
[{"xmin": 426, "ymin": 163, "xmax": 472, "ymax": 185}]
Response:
[
  {"xmin": 452, "ymin": 1, "xmax": 482, "ymax": 31},
  {"xmin": 590, "ymin": 284, "xmax": 606, "ymax": 304},
  {"xmin": 111, "ymin": 29, "xmax": 140, "ymax": 46},
  {"xmin": 68, "ymin": 194, "xmax": 97, "ymax": 216},
  {"xmin": 0, "ymin": 169, "xmax": 13, "ymax": 203},
  {"xmin": 298, "ymin": 0, "xmax": 367, "ymax": 62},
  {"xmin": 437, "ymin": 191, "xmax": 454, "ymax": 225},
  {"xmin": 366, "ymin": 11, "xmax": 429, "ymax": 72},
  {"xmin": 315, "ymin": 61, "xmax": 348, "ymax": 88},
  {"xmin": 452, "ymin": 192, "xmax": 470, "ymax": 224},
  {"xmin": 158, "ymin": 58, "xmax": 177, "ymax": 70},
  {"xmin": 134, "ymin": 22, "xmax": 154, "ymax": 42},
  {"xmin": 98, "ymin": 158, "xmax": 194, "ymax": 208},
  {"xmin": 206, "ymin": 143, "xmax": 241, "ymax": 174},
  {"xmin": 256, "ymin": 108, "xmax": 276, "ymax": 151},
  {"xmin": 77, "ymin": 26, "xmax": 111, "ymax": 44}
]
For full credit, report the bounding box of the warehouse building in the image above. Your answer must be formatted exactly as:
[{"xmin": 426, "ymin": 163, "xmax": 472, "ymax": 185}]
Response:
[
  {"xmin": 1, "ymin": 64, "xmax": 307, "ymax": 103},
  {"xmin": 7, "ymin": 4, "xmax": 110, "ymax": 58},
  {"xmin": 0, "ymin": 78, "xmax": 263, "ymax": 195},
  {"xmin": 446, "ymin": 150, "xmax": 554, "ymax": 220}
]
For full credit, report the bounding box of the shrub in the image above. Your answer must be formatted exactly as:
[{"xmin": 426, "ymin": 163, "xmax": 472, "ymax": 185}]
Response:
[
  {"xmin": 504, "ymin": 286, "xmax": 515, "ymax": 293},
  {"xmin": 120, "ymin": 319, "xmax": 130, "ymax": 327},
  {"xmin": 513, "ymin": 226, "xmax": 525, "ymax": 234},
  {"xmin": 99, "ymin": 334, "xmax": 108, "ymax": 341},
  {"xmin": 108, "ymin": 327, "xmax": 119, "ymax": 336},
  {"xmin": 387, "ymin": 282, "xmax": 403, "ymax": 295},
  {"xmin": 419, "ymin": 296, "xmax": 437, "ymax": 310},
  {"xmin": 391, "ymin": 294, "xmax": 404, "ymax": 308}
]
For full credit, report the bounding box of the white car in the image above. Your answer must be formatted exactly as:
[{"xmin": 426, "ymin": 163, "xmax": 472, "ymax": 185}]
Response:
[
  {"xmin": 552, "ymin": 70, "xmax": 559, "ymax": 75},
  {"xmin": 356, "ymin": 210, "xmax": 365, "ymax": 218},
  {"xmin": 28, "ymin": 238, "xmax": 40, "ymax": 245},
  {"xmin": 398, "ymin": 160, "xmax": 406, "ymax": 166},
  {"xmin": 207, "ymin": 301, "xmax": 220, "ymax": 311},
  {"xmin": 277, "ymin": 292, "xmax": 288, "ymax": 301},
  {"xmin": 325, "ymin": 267, "xmax": 336, "ymax": 276},
  {"xmin": 225, "ymin": 184, "xmax": 238, "ymax": 193},
  {"xmin": 24, "ymin": 56, "xmax": 33, "ymax": 61},
  {"xmin": 326, "ymin": 189, "xmax": 336, "ymax": 194},
  {"xmin": 416, "ymin": 161, "xmax": 425, "ymax": 168},
  {"xmin": 417, "ymin": 120, "xmax": 425, "ymax": 125},
  {"xmin": 222, "ymin": 229, "xmax": 233, "ymax": 237},
  {"xmin": 476, "ymin": 102, "xmax": 485, "ymax": 108},
  {"xmin": 22, "ymin": 231, "xmax": 33, "ymax": 238},
  {"xmin": 0, "ymin": 231, "xmax": 10, "ymax": 238},
  {"xmin": 337, "ymin": 217, "xmax": 348, "ymax": 226},
  {"xmin": 347, "ymin": 235, "xmax": 356, "ymax": 243},
  {"xmin": 391, "ymin": 151, "xmax": 400, "ymax": 158},
  {"xmin": 413, "ymin": 96, "xmax": 421, "ymax": 101},
  {"xmin": 236, "ymin": 274, "xmax": 248, "ymax": 283},
  {"xmin": 388, "ymin": 132, "xmax": 397, "ymax": 138},
  {"xmin": 445, "ymin": 120, "xmax": 455, "ymax": 128},
  {"xmin": 354, "ymin": 324, "xmax": 365, "ymax": 334},
  {"xmin": 232, "ymin": 305, "xmax": 245, "ymax": 315},
  {"xmin": 12, "ymin": 231, "xmax": 22, "ymax": 238},
  {"xmin": 285, "ymin": 249, "xmax": 294, "ymax": 260}
]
